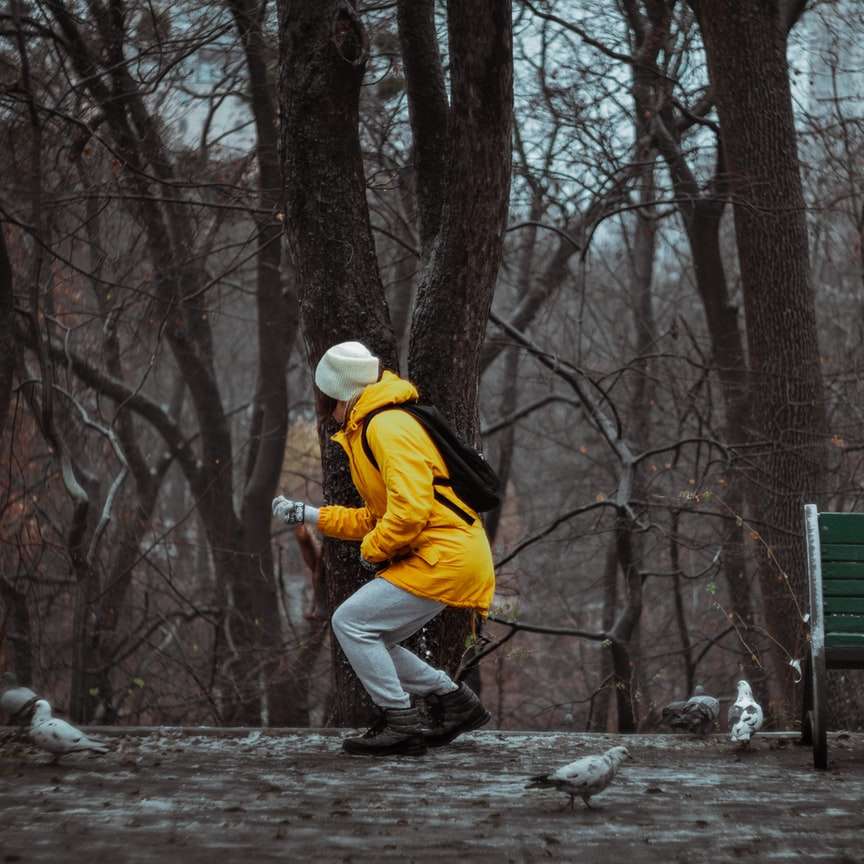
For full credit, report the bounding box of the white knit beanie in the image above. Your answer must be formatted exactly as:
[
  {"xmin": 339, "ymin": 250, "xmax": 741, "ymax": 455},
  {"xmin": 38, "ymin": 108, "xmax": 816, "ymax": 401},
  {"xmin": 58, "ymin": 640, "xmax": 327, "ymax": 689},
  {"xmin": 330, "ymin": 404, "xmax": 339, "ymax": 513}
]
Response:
[{"xmin": 314, "ymin": 341, "xmax": 380, "ymax": 402}]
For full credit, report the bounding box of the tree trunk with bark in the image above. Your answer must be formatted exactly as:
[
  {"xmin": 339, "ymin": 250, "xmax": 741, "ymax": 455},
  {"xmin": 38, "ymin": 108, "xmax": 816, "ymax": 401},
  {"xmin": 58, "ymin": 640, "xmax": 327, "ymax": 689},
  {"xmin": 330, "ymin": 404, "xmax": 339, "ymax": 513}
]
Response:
[
  {"xmin": 651, "ymin": 106, "xmax": 754, "ymax": 625},
  {"xmin": 279, "ymin": 0, "xmax": 399, "ymax": 724},
  {"xmin": 278, "ymin": 0, "xmax": 513, "ymax": 718},
  {"xmin": 404, "ymin": 0, "xmax": 513, "ymax": 680},
  {"xmin": 0, "ymin": 226, "xmax": 14, "ymax": 438},
  {"xmin": 692, "ymin": 0, "xmax": 828, "ymax": 717},
  {"xmin": 407, "ymin": 1, "xmax": 513, "ymax": 437}
]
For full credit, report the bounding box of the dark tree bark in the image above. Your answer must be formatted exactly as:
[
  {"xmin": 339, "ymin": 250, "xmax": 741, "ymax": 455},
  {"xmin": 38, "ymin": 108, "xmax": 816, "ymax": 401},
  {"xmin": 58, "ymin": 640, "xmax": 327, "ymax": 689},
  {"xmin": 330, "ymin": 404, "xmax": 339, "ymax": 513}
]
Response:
[
  {"xmin": 407, "ymin": 0, "xmax": 513, "ymax": 439},
  {"xmin": 611, "ymin": 521, "xmax": 640, "ymax": 733},
  {"xmin": 228, "ymin": 0, "xmax": 302, "ymax": 725},
  {"xmin": 651, "ymin": 107, "xmax": 753, "ymax": 625},
  {"xmin": 0, "ymin": 571, "xmax": 32, "ymax": 686},
  {"xmin": 592, "ymin": 537, "xmax": 620, "ymax": 731},
  {"xmin": 403, "ymin": 0, "xmax": 513, "ymax": 681},
  {"xmin": 623, "ymin": 156, "xmax": 659, "ymax": 728},
  {"xmin": 395, "ymin": 0, "xmax": 448, "ymax": 260},
  {"xmin": 692, "ymin": 0, "xmax": 828, "ymax": 715},
  {"xmin": 278, "ymin": 1, "xmax": 513, "ymax": 717},
  {"xmin": 279, "ymin": 2, "xmax": 395, "ymax": 367},
  {"xmin": 0, "ymin": 225, "xmax": 14, "ymax": 438},
  {"xmin": 279, "ymin": 0, "xmax": 399, "ymax": 724}
]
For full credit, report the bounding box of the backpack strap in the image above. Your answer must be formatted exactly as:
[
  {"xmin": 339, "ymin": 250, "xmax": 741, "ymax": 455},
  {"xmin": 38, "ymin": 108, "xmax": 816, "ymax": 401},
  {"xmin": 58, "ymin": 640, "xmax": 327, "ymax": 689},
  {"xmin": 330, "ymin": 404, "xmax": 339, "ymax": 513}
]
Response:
[
  {"xmin": 361, "ymin": 406, "xmax": 475, "ymax": 526},
  {"xmin": 360, "ymin": 405, "xmax": 392, "ymax": 472}
]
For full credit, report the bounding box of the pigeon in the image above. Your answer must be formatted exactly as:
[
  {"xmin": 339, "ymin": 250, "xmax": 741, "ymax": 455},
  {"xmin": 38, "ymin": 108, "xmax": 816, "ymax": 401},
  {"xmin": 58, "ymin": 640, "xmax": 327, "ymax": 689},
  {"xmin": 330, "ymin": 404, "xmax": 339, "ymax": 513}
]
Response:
[
  {"xmin": 661, "ymin": 684, "xmax": 720, "ymax": 735},
  {"xmin": 526, "ymin": 745, "xmax": 631, "ymax": 810},
  {"xmin": 0, "ymin": 672, "xmax": 39, "ymax": 724},
  {"xmin": 728, "ymin": 680, "xmax": 764, "ymax": 745},
  {"xmin": 28, "ymin": 700, "xmax": 111, "ymax": 762}
]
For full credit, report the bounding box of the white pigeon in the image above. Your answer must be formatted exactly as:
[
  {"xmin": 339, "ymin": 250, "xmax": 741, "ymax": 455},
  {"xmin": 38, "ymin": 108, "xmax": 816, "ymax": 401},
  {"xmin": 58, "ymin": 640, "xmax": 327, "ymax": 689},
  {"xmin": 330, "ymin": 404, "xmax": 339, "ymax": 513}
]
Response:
[
  {"xmin": 728, "ymin": 680, "xmax": 764, "ymax": 745},
  {"xmin": 29, "ymin": 700, "xmax": 111, "ymax": 762},
  {"xmin": 662, "ymin": 684, "xmax": 720, "ymax": 735},
  {"xmin": 526, "ymin": 745, "xmax": 631, "ymax": 810},
  {"xmin": 0, "ymin": 672, "xmax": 39, "ymax": 723}
]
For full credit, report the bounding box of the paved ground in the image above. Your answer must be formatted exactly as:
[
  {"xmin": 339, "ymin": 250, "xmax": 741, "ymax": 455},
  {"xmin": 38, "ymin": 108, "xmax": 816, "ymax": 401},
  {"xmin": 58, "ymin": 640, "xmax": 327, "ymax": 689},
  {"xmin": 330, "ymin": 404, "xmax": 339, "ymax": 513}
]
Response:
[{"xmin": 0, "ymin": 727, "xmax": 863, "ymax": 863}]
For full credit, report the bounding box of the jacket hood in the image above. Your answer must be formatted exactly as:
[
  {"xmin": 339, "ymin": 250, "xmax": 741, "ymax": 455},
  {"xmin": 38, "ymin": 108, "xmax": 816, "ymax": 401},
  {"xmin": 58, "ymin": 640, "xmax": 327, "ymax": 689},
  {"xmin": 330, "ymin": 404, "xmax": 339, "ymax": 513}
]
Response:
[{"xmin": 344, "ymin": 370, "xmax": 418, "ymax": 432}]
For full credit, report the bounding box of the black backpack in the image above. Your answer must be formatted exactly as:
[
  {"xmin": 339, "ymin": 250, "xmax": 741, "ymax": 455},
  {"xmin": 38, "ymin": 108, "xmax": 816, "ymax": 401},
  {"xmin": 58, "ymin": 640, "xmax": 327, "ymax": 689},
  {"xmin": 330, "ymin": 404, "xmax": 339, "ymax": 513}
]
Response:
[{"xmin": 361, "ymin": 402, "xmax": 501, "ymax": 525}]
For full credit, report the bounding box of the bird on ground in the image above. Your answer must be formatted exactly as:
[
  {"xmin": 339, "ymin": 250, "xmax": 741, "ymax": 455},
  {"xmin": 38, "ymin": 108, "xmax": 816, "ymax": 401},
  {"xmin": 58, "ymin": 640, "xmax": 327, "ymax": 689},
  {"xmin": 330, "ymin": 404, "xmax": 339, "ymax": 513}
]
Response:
[
  {"xmin": 661, "ymin": 684, "xmax": 720, "ymax": 735},
  {"xmin": 28, "ymin": 699, "xmax": 111, "ymax": 763},
  {"xmin": 728, "ymin": 680, "xmax": 764, "ymax": 746},
  {"xmin": 526, "ymin": 745, "xmax": 631, "ymax": 810},
  {"xmin": 0, "ymin": 672, "xmax": 39, "ymax": 724}
]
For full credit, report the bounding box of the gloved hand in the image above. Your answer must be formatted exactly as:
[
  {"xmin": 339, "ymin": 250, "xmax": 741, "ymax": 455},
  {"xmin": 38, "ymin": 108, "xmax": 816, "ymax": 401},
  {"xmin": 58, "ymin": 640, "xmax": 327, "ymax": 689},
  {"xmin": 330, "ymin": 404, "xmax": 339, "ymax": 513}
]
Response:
[
  {"xmin": 272, "ymin": 496, "xmax": 307, "ymax": 525},
  {"xmin": 360, "ymin": 555, "xmax": 387, "ymax": 573}
]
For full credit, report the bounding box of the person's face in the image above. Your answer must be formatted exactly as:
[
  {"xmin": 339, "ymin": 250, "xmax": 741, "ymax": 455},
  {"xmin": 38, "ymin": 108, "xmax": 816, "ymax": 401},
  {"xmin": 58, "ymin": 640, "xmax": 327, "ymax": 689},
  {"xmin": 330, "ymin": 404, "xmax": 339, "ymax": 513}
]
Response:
[{"xmin": 332, "ymin": 400, "xmax": 347, "ymax": 424}]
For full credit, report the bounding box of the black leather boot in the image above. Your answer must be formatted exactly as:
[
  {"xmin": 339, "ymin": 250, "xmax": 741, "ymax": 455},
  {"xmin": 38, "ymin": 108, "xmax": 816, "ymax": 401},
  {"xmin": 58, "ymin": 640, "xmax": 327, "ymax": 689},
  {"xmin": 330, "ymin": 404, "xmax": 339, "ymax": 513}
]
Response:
[
  {"xmin": 423, "ymin": 683, "xmax": 491, "ymax": 747},
  {"xmin": 342, "ymin": 706, "xmax": 427, "ymax": 756}
]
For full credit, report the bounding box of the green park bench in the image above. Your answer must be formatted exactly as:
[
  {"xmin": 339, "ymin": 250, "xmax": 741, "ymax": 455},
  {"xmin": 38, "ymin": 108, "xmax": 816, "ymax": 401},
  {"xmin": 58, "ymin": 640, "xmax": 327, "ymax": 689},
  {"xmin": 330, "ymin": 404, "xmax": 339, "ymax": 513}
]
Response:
[{"xmin": 801, "ymin": 504, "xmax": 864, "ymax": 768}]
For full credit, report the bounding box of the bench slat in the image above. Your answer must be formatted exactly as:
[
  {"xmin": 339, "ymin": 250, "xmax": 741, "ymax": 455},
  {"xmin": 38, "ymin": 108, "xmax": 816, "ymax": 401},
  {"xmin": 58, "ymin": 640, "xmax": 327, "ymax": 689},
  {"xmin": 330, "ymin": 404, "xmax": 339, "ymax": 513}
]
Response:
[
  {"xmin": 825, "ymin": 596, "xmax": 864, "ymax": 614},
  {"xmin": 819, "ymin": 544, "xmax": 864, "ymax": 562},
  {"xmin": 825, "ymin": 614, "xmax": 864, "ymax": 635},
  {"xmin": 823, "ymin": 579, "xmax": 864, "ymax": 596},
  {"xmin": 822, "ymin": 562, "xmax": 864, "ymax": 580},
  {"xmin": 826, "ymin": 644, "xmax": 864, "ymax": 666},
  {"xmin": 819, "ymin": 513, "xmax": 864, "ymax": 544},
  {"xmin": 826, "ymin": 632, "xmax": 864, "ymax": 648}
]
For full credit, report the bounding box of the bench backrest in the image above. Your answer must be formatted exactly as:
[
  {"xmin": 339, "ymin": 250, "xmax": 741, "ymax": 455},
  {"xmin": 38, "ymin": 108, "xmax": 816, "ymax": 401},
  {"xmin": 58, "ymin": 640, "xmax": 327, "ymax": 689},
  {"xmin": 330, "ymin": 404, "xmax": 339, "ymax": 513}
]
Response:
[{"xmin": 809, "ymin": 510, "xmax": 864, "ymax": 649}]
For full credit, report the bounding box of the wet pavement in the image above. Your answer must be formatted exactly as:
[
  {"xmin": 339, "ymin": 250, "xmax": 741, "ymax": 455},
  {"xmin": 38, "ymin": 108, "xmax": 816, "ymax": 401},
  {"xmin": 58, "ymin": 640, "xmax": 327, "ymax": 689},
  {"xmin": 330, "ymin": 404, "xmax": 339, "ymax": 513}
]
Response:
[{"xmin": 1, "ymin": 727, "xmax": 862, "ymax": 863}]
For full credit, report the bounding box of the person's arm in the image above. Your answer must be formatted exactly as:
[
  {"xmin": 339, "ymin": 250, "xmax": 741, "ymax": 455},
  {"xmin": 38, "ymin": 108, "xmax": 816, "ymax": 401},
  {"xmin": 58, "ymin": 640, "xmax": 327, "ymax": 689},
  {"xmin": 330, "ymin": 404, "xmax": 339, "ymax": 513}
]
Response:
[
  {"xmin": 317, "ymin": 503, "xmax": 376, "ymax": 540},
  {"xmin": 359, "ymin": 411, "xmax": 436, "ymax": 563},
  {"xmin": 273, "ymin": 495, "xmax": 376, "ymax": 540}
]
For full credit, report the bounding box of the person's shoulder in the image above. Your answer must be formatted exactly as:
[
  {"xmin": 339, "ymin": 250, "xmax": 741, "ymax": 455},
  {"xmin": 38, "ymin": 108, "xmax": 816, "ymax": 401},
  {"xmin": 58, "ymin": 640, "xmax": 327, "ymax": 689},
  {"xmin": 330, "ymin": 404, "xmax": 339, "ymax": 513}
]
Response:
[{"xmin": 365, "ymin": 404, "xmax": 425, "ymax": 441}]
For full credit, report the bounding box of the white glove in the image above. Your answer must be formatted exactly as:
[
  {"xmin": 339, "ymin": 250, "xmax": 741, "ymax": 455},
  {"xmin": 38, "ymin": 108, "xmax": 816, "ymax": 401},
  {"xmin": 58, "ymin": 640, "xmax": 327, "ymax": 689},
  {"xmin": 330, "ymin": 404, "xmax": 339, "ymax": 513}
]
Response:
[{"xmin": 272, "ymin": 496, "xmax": 319, "ymax": 526}]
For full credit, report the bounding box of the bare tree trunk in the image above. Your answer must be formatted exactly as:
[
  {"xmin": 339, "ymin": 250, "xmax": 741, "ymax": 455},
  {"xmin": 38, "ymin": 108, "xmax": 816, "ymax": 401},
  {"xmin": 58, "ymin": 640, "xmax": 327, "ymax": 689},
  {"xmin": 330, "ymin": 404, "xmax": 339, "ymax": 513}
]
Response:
[
  {"xmin": 279, "ymin": 0, "xmax": 399, "ymax": 725},
  {"xmin": 693, "ymin": 0, "xmax": 828, "ymax": 717},
  {"xmin": 669, "ymin": 510, "xmax": 695, "ymax": 696},
  {"xmin": 593, "ymin": 537, "xmax": 619, "ymax": 731},
  {"xmin": 610, "ymin": 520, "xmax": 642, "ymax": 732},
  {"xmin": 624, "ymin": 156, "xmax": 659, "ymax": 728},
  {"xmin": 229, "ymin": 0, "xmax": 302, "ymax": 725},
  {"xmin": 386, "ymin": 167, "xmax": 420, "ymax": 373},
  {"xmin": 407, "ymin": 0, "xmax": 513, "ymax": 437},
  {"xmin": 278, "ymin": 1, "xmax": 512, "ymax": 714},
  {"xmin": 405, "ymin": 0, "xmax": 513, "ymax": 678},
  {"xmin": 652, "ymin": 113, "xmax": 754, "ymax": 624},
  {"xmin": 396, "ymin": 0, "xmax": 448, "ymax": 260},
  {"xmin": 485, "ymin": 190, "xmax": 542, "ymax": 545},
  {"xmin": 0, "ymin": 225, "xmax": 14, "ymax": 438},
  {"xmin": 0, "ymin": 569, "xmax": 33, "ymax": 686}
]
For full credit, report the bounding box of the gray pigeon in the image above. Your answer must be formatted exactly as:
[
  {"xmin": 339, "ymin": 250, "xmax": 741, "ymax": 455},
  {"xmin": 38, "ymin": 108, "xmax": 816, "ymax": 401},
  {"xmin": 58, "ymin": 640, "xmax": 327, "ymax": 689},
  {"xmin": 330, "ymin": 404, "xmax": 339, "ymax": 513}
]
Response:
[
  {"xmin": 728, "ymin": 680, "xmax": 763, "ymax": 745},
  {"xmin": 526, "ymin": 745, "xmax": 631, "ymax": 809},
  {"xmin": 661, "ymin": 684, "xmax": 720, "ymax": 735},
  {"xmin": 29, "ymin": 700, "xmax": 111, "ymax": 762},
  {"xmin": 0, "ymin": 672, "xmax": 39, "ymax": 724}
]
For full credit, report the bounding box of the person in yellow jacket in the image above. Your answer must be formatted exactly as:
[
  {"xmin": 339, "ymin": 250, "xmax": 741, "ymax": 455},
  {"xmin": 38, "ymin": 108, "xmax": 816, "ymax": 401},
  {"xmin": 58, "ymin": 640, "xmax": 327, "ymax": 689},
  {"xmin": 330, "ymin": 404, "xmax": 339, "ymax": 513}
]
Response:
[{"xmin": 272, "ymin": 341, "xmax": 495, "ymax": 756}]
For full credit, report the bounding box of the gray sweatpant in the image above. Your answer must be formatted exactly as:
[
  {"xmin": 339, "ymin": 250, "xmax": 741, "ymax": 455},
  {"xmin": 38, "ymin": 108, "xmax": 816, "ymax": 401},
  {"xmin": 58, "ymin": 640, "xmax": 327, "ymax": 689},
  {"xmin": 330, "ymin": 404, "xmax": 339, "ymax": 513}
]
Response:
[{"xmin": 331, "ymin": 578, "xmax": 459, "ymax": 709}]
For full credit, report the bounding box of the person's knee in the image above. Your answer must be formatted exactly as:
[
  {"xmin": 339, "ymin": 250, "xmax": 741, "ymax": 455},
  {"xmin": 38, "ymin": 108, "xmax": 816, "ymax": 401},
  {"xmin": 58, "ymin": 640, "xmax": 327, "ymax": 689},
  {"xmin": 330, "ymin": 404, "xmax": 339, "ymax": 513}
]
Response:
[
  {"xmin": 331, "ymin": 602, "xmax": 349, "ymax": 641},
  {"xmin": 331, "ymin": 599, "xmax": 365, "ymax": 644}
]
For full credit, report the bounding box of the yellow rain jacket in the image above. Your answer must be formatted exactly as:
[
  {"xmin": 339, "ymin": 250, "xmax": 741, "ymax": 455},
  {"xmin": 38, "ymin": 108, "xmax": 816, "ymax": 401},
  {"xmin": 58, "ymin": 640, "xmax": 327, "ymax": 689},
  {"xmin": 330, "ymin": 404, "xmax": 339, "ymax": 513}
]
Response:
[{"xmin": 317, "ymin": 371, "xmax": 496, "ymax": 614}]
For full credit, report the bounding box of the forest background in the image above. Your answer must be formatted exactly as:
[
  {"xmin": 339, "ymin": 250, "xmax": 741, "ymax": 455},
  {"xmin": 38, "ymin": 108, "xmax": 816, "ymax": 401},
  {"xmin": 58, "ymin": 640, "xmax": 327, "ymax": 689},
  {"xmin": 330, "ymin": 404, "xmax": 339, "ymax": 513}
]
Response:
[{"xmin": 1, "ymin": 0, "xmax": 863, "ymax": 734}]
